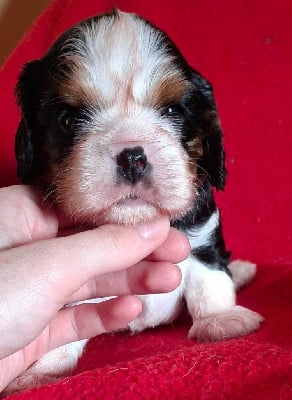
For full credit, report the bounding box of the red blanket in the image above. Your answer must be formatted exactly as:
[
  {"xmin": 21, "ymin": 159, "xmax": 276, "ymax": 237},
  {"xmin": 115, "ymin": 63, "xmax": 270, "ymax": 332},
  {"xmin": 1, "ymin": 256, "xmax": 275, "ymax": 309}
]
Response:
[{"xmin": 0, "ymin": 1, "xmax": 291, "ymax": 399}]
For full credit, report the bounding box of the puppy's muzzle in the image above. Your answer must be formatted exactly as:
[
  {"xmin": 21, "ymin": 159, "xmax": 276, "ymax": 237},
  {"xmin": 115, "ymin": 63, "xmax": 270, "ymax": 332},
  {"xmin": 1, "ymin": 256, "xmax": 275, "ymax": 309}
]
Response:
[{"xmin": 116, "ymin": 146, "xmax": 149, "ymax": 185}]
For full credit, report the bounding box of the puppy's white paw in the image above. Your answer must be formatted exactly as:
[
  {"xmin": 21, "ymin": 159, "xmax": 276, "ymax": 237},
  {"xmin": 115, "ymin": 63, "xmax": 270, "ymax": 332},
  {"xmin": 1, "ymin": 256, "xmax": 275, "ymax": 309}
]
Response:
[
  {"xmin": 229, "ymin": 260, "xmax": 257, "ymax": 290},
  {"xmin": 188, "ymin": 305, "xmax": 264, "ymax": 341},
  {"xmin": 2, "ymin": 341, "xmax": 86, "ymax": 397},
  {"xmin": 2, "ymin": 372, "xmax": 60, "ymax": 397}
]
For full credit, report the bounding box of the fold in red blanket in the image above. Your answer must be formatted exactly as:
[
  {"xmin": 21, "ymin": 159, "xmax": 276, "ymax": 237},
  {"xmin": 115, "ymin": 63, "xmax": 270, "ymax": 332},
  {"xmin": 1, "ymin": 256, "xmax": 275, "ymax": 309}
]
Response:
[{"xmin": 0, "ymin": 0, "xmax": 291, "ymax": 399}]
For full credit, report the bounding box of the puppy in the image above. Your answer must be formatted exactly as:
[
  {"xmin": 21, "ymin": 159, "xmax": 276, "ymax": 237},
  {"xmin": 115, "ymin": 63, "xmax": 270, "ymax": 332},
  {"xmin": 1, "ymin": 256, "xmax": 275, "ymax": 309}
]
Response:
[{"xmin": 10, "ymin": 10, "xmax": 263, "ymax": 392}]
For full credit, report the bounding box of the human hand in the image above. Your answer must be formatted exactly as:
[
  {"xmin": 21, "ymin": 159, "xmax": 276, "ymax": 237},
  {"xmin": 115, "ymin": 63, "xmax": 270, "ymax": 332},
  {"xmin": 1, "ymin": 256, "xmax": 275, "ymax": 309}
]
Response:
[{"xmin": 0, "ymin": 185, "xmax": 189, "ymax": 391}]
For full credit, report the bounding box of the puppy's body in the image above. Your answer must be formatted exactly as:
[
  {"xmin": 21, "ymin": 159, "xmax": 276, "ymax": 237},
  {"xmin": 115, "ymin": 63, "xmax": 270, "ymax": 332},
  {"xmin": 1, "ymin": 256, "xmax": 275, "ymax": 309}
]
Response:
[{"xmin": 9, "ymin": 10, "xmax": 263, "ymax": 393}]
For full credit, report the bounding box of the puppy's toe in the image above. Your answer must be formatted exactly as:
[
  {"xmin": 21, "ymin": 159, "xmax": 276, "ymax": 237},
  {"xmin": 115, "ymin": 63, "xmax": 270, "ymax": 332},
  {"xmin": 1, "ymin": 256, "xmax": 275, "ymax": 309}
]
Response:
[
  {"xmin": 188, "ymin": 305, "xmax": 264, "ymax": 341},
  {"xmin": 2, "ymin": 373, "xmax": 60, "ymax": 397}
]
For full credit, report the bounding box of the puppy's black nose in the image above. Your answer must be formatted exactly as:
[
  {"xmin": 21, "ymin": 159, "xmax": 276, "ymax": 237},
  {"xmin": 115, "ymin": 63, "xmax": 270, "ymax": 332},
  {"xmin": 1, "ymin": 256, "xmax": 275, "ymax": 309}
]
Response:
[{"xmin": 116, "ymin": 146, "xmax": 148, "ymax": 185}]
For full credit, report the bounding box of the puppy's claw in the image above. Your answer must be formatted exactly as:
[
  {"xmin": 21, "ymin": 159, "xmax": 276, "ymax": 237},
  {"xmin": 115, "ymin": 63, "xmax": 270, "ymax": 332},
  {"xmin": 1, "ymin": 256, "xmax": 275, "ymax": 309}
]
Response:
[{"xmin": 188, "ymin": 305, "xmax": 264, "ymax": 342}]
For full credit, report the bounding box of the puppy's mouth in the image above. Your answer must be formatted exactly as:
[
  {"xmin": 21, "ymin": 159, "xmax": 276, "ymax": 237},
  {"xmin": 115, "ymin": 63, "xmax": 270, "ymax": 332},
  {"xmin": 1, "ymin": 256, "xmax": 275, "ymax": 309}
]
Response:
[
  {"xmin": 116, "ymin": 192, "xmax": 144, "ymax": 205},
  {"xmin": 99, "ymin": 191, "xmax": 165, "ymax": 225}
]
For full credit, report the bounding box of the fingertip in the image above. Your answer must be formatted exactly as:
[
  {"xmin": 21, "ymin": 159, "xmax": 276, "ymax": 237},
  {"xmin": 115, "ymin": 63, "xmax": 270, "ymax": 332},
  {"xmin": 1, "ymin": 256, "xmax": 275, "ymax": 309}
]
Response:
[
  {"xmin": 108, "ymin": 295, "xmax": 143, "ymax": 322},
  {"xmin": 146, "ymin": 263, "xmax": 182, "ymax": 293},
  {"xmin": 148, "ymin": 228, "xmax": 190, "ymax": 263},
  {"xmin": 169, "ymin": 227, "xmax": 190, "ymax": 250},
  {"xmin": 175, "ymin": 231, "xmax": 191, "ymax": 259},
  {"xmin": 164, "ymin": 264, "xmax": 182, "ymax": 291}
]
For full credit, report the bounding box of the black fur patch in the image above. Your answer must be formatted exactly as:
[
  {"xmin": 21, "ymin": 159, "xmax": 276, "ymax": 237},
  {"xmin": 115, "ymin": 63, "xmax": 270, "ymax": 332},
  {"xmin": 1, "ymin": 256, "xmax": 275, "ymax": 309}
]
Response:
[
  {"xmin": 172, "ymin": 179, "xmax": 231, "ymax": 276},
  {"xmin": 191, "ymin": 224, "xmax": 232, "ymax": 277}
]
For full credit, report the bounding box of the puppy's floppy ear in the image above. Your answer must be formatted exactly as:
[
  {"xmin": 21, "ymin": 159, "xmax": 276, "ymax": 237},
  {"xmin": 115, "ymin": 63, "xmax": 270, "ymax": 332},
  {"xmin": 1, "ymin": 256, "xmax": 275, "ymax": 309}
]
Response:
[
  {"xmin": 15, "ymin": 60, "xmax": 45, "ymax": 183},
  {"xmin": 191, "ymin": 70, "xmax": 226, "ymax": 190}
]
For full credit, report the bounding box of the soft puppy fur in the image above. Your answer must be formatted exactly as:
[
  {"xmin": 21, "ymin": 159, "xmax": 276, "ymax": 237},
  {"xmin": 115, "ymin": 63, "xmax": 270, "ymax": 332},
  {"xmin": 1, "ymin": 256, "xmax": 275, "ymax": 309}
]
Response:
[{"xmin": 10, "ymin": 10, "xmax": 263, "ymax": 392}]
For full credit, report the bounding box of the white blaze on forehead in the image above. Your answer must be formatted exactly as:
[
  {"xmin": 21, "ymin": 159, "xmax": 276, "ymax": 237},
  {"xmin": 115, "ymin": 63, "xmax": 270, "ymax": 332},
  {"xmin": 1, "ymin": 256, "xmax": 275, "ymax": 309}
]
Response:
[{"xmin": 60, "ymin": 11, "xmax": 187, "ymax": 107}]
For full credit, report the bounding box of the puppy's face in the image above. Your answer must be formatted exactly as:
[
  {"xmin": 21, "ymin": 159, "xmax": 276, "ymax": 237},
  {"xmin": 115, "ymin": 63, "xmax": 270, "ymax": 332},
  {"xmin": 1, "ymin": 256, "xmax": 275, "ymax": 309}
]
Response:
[{"xmin": 15, "ymin": 10, "xmax": 226, "ymax": 225}]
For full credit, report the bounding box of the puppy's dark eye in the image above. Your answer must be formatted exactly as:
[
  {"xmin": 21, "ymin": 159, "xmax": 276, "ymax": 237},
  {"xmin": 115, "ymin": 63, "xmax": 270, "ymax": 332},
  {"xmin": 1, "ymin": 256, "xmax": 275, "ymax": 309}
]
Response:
[
  {"xmin": 58, "ymin": 110, "xmax": 76, "ymax": 132},
  {"xmin": 161, "ymin": 104, "xmax": 184, "ymax": 118}
]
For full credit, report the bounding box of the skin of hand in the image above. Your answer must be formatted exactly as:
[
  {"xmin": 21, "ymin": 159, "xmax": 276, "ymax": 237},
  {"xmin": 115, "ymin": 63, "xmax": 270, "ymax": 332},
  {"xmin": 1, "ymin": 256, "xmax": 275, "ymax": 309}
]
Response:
[{"xmin": 0, "ymin": 185, "xmax": 190, "ymax": 391}]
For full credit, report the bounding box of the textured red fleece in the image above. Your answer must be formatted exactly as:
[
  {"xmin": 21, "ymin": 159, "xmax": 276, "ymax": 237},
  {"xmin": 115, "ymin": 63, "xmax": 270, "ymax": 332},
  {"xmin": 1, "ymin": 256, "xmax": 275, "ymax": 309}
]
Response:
[{"xmin": 0, "ymin": 1, "xmax": 291, "ymax": 399}]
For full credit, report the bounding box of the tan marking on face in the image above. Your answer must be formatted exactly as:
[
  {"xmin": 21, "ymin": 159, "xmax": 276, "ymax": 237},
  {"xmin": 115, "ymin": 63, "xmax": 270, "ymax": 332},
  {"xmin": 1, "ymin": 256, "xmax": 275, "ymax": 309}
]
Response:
[
  {"xmin": 57, "ymin": 55, "xmax": 105, "ymax": 107},
  {"xmin": 185, "ymin": 137, "xmax": 203, "ymax": 177},
  {"xmin": 145, "ymin": 75, "xmax": 190, "ymax": 108},
  {"xmin": 186, "ymin": 138, "xmax": 203, "ymax": 159}
]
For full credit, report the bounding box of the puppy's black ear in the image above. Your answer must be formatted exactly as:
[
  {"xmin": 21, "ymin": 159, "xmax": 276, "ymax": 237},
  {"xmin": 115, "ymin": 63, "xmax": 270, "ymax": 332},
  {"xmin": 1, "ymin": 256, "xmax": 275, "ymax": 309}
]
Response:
[
  {"xmin": 191, "ymin": 71, "xmax": 226, "ymax": 190},
  {"xmin": 15, "ymin": 60, "xmax": 45, "ymax": 183}
]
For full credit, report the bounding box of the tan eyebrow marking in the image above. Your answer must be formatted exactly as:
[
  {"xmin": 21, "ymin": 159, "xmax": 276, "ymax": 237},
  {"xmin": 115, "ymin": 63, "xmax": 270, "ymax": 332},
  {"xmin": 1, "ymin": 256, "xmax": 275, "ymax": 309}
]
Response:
[
  {"xmin": 144, "ymin": 74, "xmax": 190, "ymax": 108},
  {"xmin": 56, "ymin": 55, "xmax": 104, "ymax": 108}
]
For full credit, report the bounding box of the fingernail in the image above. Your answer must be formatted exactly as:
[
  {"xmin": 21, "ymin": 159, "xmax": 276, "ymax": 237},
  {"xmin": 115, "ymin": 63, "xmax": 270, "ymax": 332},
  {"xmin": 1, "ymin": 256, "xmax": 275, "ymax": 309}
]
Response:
[{"xmin": 137, "ymin": 218, "xmax": 170, "ymax": 239}]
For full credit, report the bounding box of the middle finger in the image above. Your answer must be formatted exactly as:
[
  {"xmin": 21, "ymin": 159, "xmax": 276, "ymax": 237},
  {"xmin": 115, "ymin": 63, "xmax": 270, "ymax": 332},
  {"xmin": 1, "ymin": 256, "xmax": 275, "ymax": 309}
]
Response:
[{"xmin": 68, "ymin": 260, "xmax": 182, "ymax": 302}]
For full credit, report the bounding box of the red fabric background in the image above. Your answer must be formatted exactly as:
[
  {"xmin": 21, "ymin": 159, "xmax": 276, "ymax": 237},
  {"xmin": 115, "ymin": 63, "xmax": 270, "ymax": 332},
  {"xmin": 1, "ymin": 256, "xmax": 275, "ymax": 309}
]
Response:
[{"xmin": 0, "ymin": 0, "xmax": 291, "ymax": 399}]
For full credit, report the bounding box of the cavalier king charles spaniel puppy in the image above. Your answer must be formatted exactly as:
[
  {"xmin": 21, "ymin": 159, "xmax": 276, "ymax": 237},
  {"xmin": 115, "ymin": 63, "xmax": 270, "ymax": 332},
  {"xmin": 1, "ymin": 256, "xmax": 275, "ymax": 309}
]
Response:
[{"xmin": 10, "ymin": 9, "xmax": 263, "ymax": 392}]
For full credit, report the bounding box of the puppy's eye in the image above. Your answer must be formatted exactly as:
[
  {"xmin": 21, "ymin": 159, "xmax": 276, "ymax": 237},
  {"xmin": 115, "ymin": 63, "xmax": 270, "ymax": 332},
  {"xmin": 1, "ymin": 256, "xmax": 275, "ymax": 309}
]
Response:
[
  {"xmin": 165, "ymin": 106, "xmax": 176, "ymax": 115},
  {"xmin": 161, "ymin": 104, "xmax": 184, "ymax": 118},
  {"xmin": 58, "ymin": 110, "xmax": 76, "ymax": 132}
]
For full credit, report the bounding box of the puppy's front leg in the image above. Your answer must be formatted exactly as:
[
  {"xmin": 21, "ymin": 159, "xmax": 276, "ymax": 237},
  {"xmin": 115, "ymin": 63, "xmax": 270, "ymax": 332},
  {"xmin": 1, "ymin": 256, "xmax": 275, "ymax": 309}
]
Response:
[
  {"xmin": 184, "ymin": 260, "xmax": 263, "ymax": 341},
  {"xmin": 184, "ymin": 211, "xmax": 264, "ymax": 342}
]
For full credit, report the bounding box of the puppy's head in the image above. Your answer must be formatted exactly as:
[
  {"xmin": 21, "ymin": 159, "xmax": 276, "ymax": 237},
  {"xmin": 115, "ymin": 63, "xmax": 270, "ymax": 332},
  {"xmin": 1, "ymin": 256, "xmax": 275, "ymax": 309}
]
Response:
[{"xmin": 15, "ymin": 10, "xmax": 226, "ymax": 225}]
